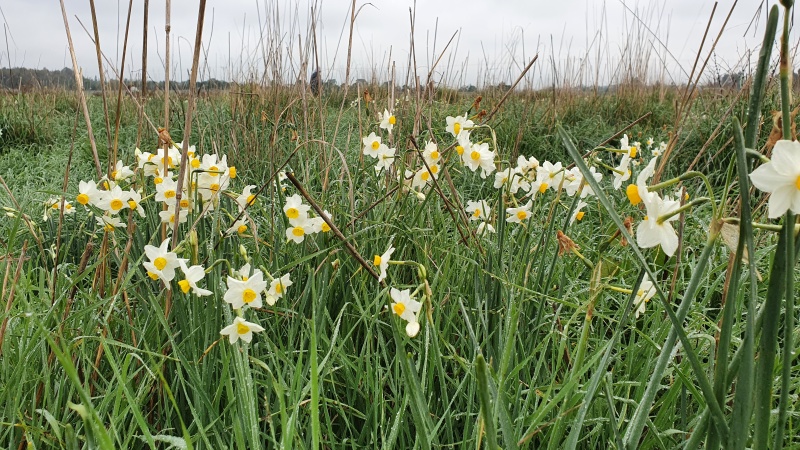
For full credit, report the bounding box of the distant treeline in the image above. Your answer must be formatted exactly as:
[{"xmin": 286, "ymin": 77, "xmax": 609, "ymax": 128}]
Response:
[{"xmin": 0, "ymin": 67, "xmax": 231, "ymax": 91}]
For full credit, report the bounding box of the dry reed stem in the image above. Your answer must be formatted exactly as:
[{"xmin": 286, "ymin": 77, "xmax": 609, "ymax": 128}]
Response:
[
  {"xmin": 285, "ymin": 172, "xmax": 384, "ymax": 285},
  {"xmin": 58, "ymin": 0, "xmax": 102, "ymax": 179},
  {"xmin": 0, "ymin": 241, "xmax": 27, "ymax": 356},
  {"xmin": 88, "ymin": 0, "xmax": 114, "ymax": 173},
  {"xmin": 111, "ymin": 0, "xmax": 136, "ymax": 166}
]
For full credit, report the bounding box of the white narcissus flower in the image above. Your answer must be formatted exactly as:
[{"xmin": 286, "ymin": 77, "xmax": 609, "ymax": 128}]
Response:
[
  {"xmin": 390, "ymin": 288, "xmax": 422, "ymax": 337},
  {"xmin": 96, "ymin": 215, "xmax": 126, "ymax": 232},
  {"xmin": 570, "ymin": 200, "xmax": 588, "ymax": 225},
  {"xmin": 155, "ymin": 176, "xmax": 179, "ymax": 205},
  {"xmin": 77, "ymin": 180, "xmax": 101, "ymax": 207},
  {"xmin": 380, "ymin": 109, "xmax": 396, "ymax": 134},
  {"xmin": 412, "ymin": 164, "xmax": 438, "ymax": 189},
  {"xmin": 455, "ymin": 133, "xmax": 471, "ymax": 160},
  {"xmin": 236, "ymin": 185, "xmax": 258, "ymax": 211},
  {"xmin": 283, "ymin": 194, "xmax": 311, "ymax": 225},
  {"xmin": 374, "ymin": 245, "xmax": 395, "ymax": 282},
  {"xmin": 633, "ymin": 274, "xmax": 657, "ymax": 319},
  {"xmin": 749, "ymin": 139, "xmax": 800, "ymax": 218},
  {"xmin": 226, "ymin": 217, "xmax": 250, "ymax": 235},
  {"xmin": 466, "ymin": 200, "xmax": 491, "ymax": 221},
  {"xmin": 177, "ymin": 260, "xmax": 212, "ymax": 296},
  {"xmin": 220, "ymin": 316, "xmax": 265, "ymax": 344},
  {"xmin": 446, "ymin": 115, "xmax": 474, "ymax": 138},
  {"xmin": 44, "ymin": 197, "xmax": 75, "ymax": 220},
  {"xmin": 224, "ymin": 268, "xmax": 268, "ymax": 309},
  {"xmin": 97, "ymin": 185, "xmax": 131, "ymax": 215},
  {"xmin": 537, "ymin": 161, "xmax": 565, "ymax": 191},
  {"xmin": 637, "ymin": 193, "xmax": 681, "ymax": 257},
  {"xmin": 463, "ymin": 142, "xmax": 495, "ymax": 178},
  {"xmin": 286, "ymin": 216, "xmax": 315, "ymax": 243},
  {"xmin": 516, "ymin": 155, "xmax": 540, "ymax": 175},
  {"xmin": 266, "ymin": 273, "xmax": 292, "ymax": 305},
  {"xmin": 127, "ymin": 190, "xmax": 146, "ymax": 217},
  {"xmin": 143, "ymin": 238, "xmax": 183, "ymax": 287},
  {"xmin": 422, "ymin": 140, "xmax": 440, "ymax": 166},
  {"xmin": 159, "ymin": 208, "xmax": 188, "ymax": 231},
  {"xmin": 612, "ymin": 154, "xmax": 632, "ymax": 190},
  {"xmin": 362, "ymin": 132, "xmax": 382, "ymax": 158},
  {"xmin": 634, "ymin": 155, "xmax": 679, "ymax": 256},
  {"xmin": 375, "ymin": 146, "xmax": 396, "ymax": 172},
  {"xmin": 506, "ymin": 200, "xmax": 533, "ymax": 223},
  {"xmin": 476, "ymin": 221, "xmax": 496, "ymax": 236},
  {"xmin": 111, "ymin": 160, "xmax": 134, "ymax": 181}
]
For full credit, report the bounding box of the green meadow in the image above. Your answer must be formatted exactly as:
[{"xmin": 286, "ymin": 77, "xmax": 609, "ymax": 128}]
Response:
[{"xmin": 0, "ymin": 3, "xmax": 799, "ymax": 450}]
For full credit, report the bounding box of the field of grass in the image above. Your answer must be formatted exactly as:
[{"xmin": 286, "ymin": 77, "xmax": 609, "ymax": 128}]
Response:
[{"xmin": 1, "ymin": 3, "xmax": 799, "ymax": 450}]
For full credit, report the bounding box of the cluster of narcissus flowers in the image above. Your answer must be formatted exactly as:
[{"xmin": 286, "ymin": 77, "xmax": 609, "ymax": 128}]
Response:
[
  {"xmin": 282, "ymin": 194, "xmax": 332, "ymax": 243},
  {"xmin": 50, "ymin": 141, "xmax": 306, "ymax": 345},
  {"xmin": 370, "ymin": 243, "xmax": 426, "ymax": 338}
]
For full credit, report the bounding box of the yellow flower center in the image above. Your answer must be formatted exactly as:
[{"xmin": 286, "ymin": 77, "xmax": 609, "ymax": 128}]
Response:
[
  {"xmin": 516, "ymin": 211, "xmax": 528, "ymax": 221},
  {"xmin": 110, "ymin": 199, "xmax": 124, "ymax": 211},
  {"xmin": 104, "ymin": 223, "xmax": 116, "ymax": 232},
  {"xmin": 242, "ymin": 289, "xmax": 257, "ymax": 303},
  {"xmin": 456, "ymin": 145, "xmax": 464, "ymax": 155},
  {"xmin": 237, "ymin": 224, "xmax": 248, "ymax": 234},
  {"xmin": 51, "ymin": 203, "xmax": 60, "ymax": 209},
  {"xmin": 154, "ymin": 177, "xmax": 163, "ymax": 185},
  {"xmin": 389, "ymin": 116, "xmax": 396, "ymax": 125},
  {"xmin": 470, "ymin": 150, "xmax": 481, "ymax": 161},
  {"xmin": 209, "ymin": 166, "xmax": 220, "ymax": 176},
  {"xmin": 796, "ymin": 175, "xmax": 800, "ymax": 190},
  {"xmin": 576, "ymin": 211, "xmax": 585, "ymax": 221},
  {"xmin": 210, "ymin": 183, "xmax": 220, "ymax": 192},
  {"xmin": 180, "ymin": 199, "xmax": 190, "ymax": 208},
  {"xmin": 393, "ymin": 302, "xmax": 406, "ymax": 315},
  {"xmin": 292, "ymin": 227, "xmax": 305, "ymax": 237},
  {"xmin": 191, "ymin": 158, "xmax": 200, "ymax": 168},
  {"xmin": 371, "ymin": 141, "xmax": 380, "ymax": 150},
  {"xmin": 430, "ymin": 150, "xmax": 439, "ymax": 160},
  {"xmin": 286, "ymin": 207, "xmax": 299, "ymax": 219},
  {"xmin": 246, "ymin": 194, "xmax": 255, "ymax": 205},
  {"xmin": 421, "ymin": 171, "xmax": 430, "ymax": 181},
  {"xmin": 453, "ymin": 123, "xmax": 461, "ymax": 135},
  {"xmin": 229, "ymin": 167, "xmax": 237, "ymax": 178},
  {"xmin": 164, "ymin": 190, "xmax": 176, "ymax": 199},
  {"xmin": 65, "ymin": 203, "xmax": 73, "ymax": 210},
  {"xmin": 236, "ymin": 322, "xmax": 250, "ymax": 334},
  {"xmin": 373, "ymin": 255, "xmax": 382, "ymax": 266},
  {"xmin": 128, "ymin": 200, "xmax": 138, "ymax": 209},
  {"xmin": 321, "ymin": 222, "xmax": 331, "ymax": 232},
  {"xmin": 629, "ymin": 146, "xmax": 638, "ymax": 158},
  {"xmin": 178, "ymin": 280, "xmax": 191, "ymax": 294},
  {"xmin": 111, "ymin": 170, "xmax": 119, "ymax": 180},
  {"xmin": 430, "ymin": 165, "xmax": 439, "ymax": 175},
  {"xmin": 147, "ymin": 271, "xmax": 159, "ymax": 280},
  {"xmin": 153, "ymin": 257, "xmax": 167, "ymax": 271},
  {"xmin": 626, "ymin": 184, "xmax": 641, "ymax": 205},
  {"xmin": 539, "ymin": 183, "xmax": 548, "ymax": 194},
  {"xmin": 637, "ymin": 288, "xmax": 644, "ymax": 297},
  {"xmin": 274, "ymin": 283, "xmax": 283, "ymax": 294},
  {"xmin": 473, "ymin": 209, "xmax": 481, "ymax": 218},
  {"xmin": 77, "ymin": 193, "xmax": 89, "ymax": 205}
]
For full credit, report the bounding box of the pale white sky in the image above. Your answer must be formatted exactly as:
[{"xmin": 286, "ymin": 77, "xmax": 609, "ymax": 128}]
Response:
[{"xmin": 0, "ymin": 0, "xmax": 783, "ymax": 88}]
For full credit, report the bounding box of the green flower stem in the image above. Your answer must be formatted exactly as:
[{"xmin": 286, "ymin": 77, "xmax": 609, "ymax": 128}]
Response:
[
  {"xmin": 722, "ymin": 217, "xmax": 800, "ymax": 233},
  {"xmin": 649, "ymin": 171, "xmax": 717, "ymax": 217},
  {"xmin": 656, "ymin": 197, "xmax": 711, "ymax": 224}
]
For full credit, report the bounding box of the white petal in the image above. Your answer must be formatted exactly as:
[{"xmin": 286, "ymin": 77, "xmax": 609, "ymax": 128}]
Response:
[
  {"xmin": 768, "ymin": 185, "xmax": 795, "ymax": 218},
  {"xmin": 405, "ymin": 321, "xmax": 420, "ymax": 337}
]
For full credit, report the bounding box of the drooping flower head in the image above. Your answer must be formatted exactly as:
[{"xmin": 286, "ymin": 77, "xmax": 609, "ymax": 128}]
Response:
[{"xmin": 390, "ymin": 287, "xmax": 422, "ymax": 337}]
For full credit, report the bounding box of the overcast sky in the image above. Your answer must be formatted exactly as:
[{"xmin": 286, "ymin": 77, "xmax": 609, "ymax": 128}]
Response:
[{"xmin": 0, "ymin": 1, "xmax": 782, "ymax": 88}]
